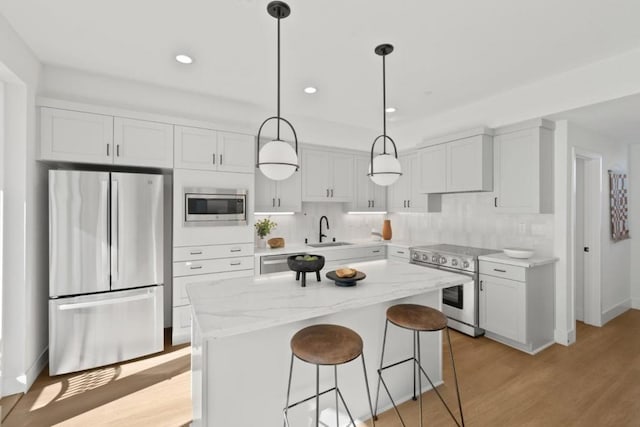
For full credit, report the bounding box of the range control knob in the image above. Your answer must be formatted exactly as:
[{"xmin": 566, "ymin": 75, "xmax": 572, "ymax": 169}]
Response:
[
  {"xmin": 431, "ymin": 255, "xmax": 438, "ymax": 263},
  {"xmin": 422, "ymin": 254, "xmax": 428, "ymax": 261},
  {"xmin": 451, "ymin": 259, "xmax": 458, "ymax": 267},
  {"xmin": 462, "ymin": 260, "xmax": 470, "ymax": 269},
  {"xmin": 413, "ymin": 252, "xmax": 419, "ymax": 260},
  {"xmin": 439, "ymin": 256, "xmax": 447, "ymax": 264}
]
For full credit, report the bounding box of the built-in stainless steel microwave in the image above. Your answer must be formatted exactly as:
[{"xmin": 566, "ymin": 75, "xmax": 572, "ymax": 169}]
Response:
[{"xmin": 184, "ymin": 188, "xmax": 248, "ymax": 226}]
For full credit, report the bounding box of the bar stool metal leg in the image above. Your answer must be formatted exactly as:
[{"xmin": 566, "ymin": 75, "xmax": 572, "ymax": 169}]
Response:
[
  {"xmin": 417, "ymin": 332, "xmax": 423, "ymax": 427},
  {"xmin": 413, "ymin": 331, "xmax": 417, "ymax": 401},
  {"xmin": 361, "ymin": 354, "xmax": 376, "ymax": 426},
  {"xmin": 315, "ymin": 365, "xmax": 320, "ymax": 427},
  {"xmin": 283, "ymin": 353, "xmax": 294, "ymax": 427},
  {"xmin": 447, "ymin": 327, "xmax": 465, "ymax": 427}
]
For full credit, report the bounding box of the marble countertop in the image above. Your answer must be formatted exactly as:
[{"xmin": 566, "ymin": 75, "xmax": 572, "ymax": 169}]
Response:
[
  {"xmin": 479, "ymin": 252, "xmax": 559, "ymax": 268},
  {"xmin": 187, "ymin": 259, "xmax": 468, "ymax": 339}
]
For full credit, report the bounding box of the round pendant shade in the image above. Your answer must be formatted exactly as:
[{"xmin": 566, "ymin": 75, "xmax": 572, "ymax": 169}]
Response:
[
  {"xmin": 369, "ymin": 153, "xmax": 401, "ymax": 186},
  {"xmin": 259, "ymin": 139, "xmax": 298, "ymax": 180}
]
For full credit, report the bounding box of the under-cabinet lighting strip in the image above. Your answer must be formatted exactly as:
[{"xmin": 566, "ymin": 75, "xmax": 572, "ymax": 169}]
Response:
[{"xmin": 254, "ymin": 212, "xmax": 296, "ymax": 216}]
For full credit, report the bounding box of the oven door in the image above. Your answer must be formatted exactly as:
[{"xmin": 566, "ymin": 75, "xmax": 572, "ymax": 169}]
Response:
[
  {"xmin": 438, "ymin": 267, "xmax": 477, "ymax": 327},
  {"xmin": 184, "ymin": 188, "xmax": 247, "ymax": 226}
]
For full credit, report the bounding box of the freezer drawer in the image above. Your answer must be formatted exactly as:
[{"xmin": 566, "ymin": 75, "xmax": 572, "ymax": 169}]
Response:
[{"xmin": 49, "ymin": 286, "xmax": 164, "ymax": 376}]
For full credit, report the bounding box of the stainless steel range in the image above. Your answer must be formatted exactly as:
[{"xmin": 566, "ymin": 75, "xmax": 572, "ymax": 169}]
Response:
[{"xmin": 410, "ymin": 244, "xmax": 499, "ymax": 337}]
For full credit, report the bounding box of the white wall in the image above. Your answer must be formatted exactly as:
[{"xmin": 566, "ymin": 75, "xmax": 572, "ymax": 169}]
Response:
[
  {"xmin": 0, "ymin": 12, "xmax": 44, "ymax": 395},
  {"xmin": 628, "ymin": 145, "xmax": 640, "ymax": 309},
  {"xmin": 554, "ymin": 120, "xmax": 631, "ymax": 343}
]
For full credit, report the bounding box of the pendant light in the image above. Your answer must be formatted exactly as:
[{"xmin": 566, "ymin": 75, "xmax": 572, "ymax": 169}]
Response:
[
  {"xmin": 368, "ymin": 44, "xmax": 402, "ymax": 186},
  {"xmin": 256, "ymin": 1, "xmax": 299, "ymax": 181}
]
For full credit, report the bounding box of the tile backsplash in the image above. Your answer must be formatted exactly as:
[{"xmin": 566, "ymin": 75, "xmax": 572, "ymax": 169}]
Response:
[{"xmin": 255, "ymin": 193, "xmax": 554, "ymax": 256}]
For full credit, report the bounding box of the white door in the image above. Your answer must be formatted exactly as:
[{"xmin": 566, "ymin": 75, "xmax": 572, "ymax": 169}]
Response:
[
  {"xmin": 217, "ymin": 132, "xmax": 255, "ymax": 173},
  {"xmin": 388, "ymin": 155, "xmax": 411, "ymax": 211},
  {"xmin": 255, "ymin": 170, "xmax": 278, "ymax": 212},
  {"xmin": 40, "ymin": 107, "xmax": 114, "ymax": 164},
  {"xmin": 276, "ymin": 171, "xmax": 302, "ymax": 212},
  {"xmin": 301, "ymin": 149, "xmax": 330, "ymax": 201},
  {"xmin": 575, "ymin": 158, "xmax": 586, "ymax": 321},
  {"xmin": 330, "ymin": 153, "xmax": 354, "ymax": 202},
  {"xmin": 174, "ymin": 126, "xmax": 218, "ymax": 171},
  {"xmin": 418, "ymin": 144, "xmax": 447, "ymax": 193},
  {"xmin": 479, "ymin": 274, "xmax": 526, "ymax": 343},
  {"xmin": 113, "ymin": 118, "xmax": 173, "ymax": 168}
]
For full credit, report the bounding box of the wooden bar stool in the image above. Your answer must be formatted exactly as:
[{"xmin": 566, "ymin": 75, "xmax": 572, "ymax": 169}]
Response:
[
  {"xmin": 283, "ymin": 324, "xmax": 376, "ymax": 427},
  {"xmin": 373, "ymin": 304, "xmax": 464, "ymax": 427}
]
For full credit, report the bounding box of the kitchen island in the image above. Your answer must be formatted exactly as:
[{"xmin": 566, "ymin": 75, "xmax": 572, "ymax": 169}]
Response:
[{"xmin": 187, "ymin": 259, "xmax": 469, "ymax": 426}]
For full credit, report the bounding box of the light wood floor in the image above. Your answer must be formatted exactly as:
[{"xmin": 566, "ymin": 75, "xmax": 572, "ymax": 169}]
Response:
[{"xmin": 4, "ymin": 310, "xmax": 640, "ymax": 426}]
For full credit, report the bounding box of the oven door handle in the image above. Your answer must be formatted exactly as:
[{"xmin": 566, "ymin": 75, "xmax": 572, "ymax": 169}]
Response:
[{"xmin": 431, "ymin": 264, "xmax": 475, "ymax": 280}]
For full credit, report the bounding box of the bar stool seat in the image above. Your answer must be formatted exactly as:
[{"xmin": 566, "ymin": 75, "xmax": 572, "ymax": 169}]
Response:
[
  {"xmin": 284, "ymin": 324, "xmax": 375, "ymax": 426},
  {"xmin": 386, "ymin": 304, "xmax": 448, "ymax": 331},
  {"xmin": 291, "ymin": 324, "xmax": 363, "ymax": 365}
]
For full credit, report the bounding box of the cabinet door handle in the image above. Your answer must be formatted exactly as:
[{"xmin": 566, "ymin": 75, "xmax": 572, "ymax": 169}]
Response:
[
  {"xmin": 407, "ymin": 200, "xmax": 411, "ymax": 208},
  {"xmin": 372, "ymin": 200, "xmax": 375, "ymax": 208},
  {"xmin": 278, "ymin": 198, "xmax": 281, "ymax": 207},
  {"xmin": 190, "ymin": 265, "xmax": 203, "ymax": 270},
  {"xmin": 480, "ymin": 280, "xmax": 483, "ymax": 291},
  {"xmin": 368, "ymin": 200, "xmax": 371, "ymax": 208},
  {"xmin": 116, "ymin": 144, "xmax": 120, "ymax": 157},
  {"xmin": 230, "ymin": 248, "xmax": 242, "ymax": 253},
  {"xmin": 220, "ymin": 154, "xmax": 223, "ymax": 165},
  {"xmin": 213, "ymin": 154, "xmax": 216, "ymax": 165},
  {"xmin": 272, "ymin": 198, "xmax": 275, "ymax": 207},
  {"xmin": 403, "ymin": 200, "xmax": 406, "ymax": 208},
  {"xmin": 106, "ymin": 144, "xmax": 110, "ymax": 156},
  {"xmin": 373, "ymin": 250, "xmax": 381, "ymax": 253},
  {"xmin": 493, "ymin": 268, "xmax": 507, "ymax": 273},
  {"xmin": 330, "ymin": 189, "xmax": 334, "ymax": 197},
  {"xmin": 494, "ymin": 197, "xmax": 498, "ymax": 208},
  {"xmin": 326, "ymin": 189, "xmax": 329, "ymax": 197},
  {"xmin": 230, "ymin": 261, "xmax": 242, "ymax": 266},
  {"xmin": 397, "ymin": 251, "xmax": 405, "ymax": 254},
  {"xmin": 190, "ymin": 251, "xmax": 203, "ymax": 255}
]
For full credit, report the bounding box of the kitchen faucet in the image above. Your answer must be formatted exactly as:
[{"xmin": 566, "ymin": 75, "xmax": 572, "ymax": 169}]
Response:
[{"xmin": 319, "ymin": 216, "xmax": 329, "ymax": 243}]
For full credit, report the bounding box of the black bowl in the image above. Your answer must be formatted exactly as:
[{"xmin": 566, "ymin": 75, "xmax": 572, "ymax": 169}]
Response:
[{"xmin": 287, "ymin": 254, "xmax": 325, "ymax": 273}]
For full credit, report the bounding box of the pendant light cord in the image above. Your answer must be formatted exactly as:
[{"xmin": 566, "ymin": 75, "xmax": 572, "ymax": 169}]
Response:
[
  {"xmin": 277, "ymin": 16, "xmax": 281, "ymax": 140},
  {"xmin": 382, "ymin": 54, "xmax": 387, "ymax": 154}
]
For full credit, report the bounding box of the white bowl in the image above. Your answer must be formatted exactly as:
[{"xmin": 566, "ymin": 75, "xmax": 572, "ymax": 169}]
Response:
[{"xmin": 503, "ymin": 248, "xmax": 534, "ymax": 259}]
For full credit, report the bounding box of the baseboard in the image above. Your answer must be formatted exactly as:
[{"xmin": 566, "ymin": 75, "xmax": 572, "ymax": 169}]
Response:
[
  {"xmin": 554, "ymin": 328, "xmax": 575, "ymax": 346},
  {"xmin": 601, "ymin": 299, "xmax": 632, "ymax": 325},
  {"xmin": 632, "ymin": 297, "xmax": 640, "ymax": 310},
  {"xmin": 25, "ymin": 347, "xmax": 48, "ymax": 391}
]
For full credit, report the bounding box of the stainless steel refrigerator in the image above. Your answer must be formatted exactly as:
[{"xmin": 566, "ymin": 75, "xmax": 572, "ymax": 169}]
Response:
[{"xmin": 49, "ymin": 170, "xmax": 164, "ymax": 375}]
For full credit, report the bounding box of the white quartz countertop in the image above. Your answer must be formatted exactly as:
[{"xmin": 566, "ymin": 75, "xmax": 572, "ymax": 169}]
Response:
[
  {"xmin": 478, "ymin": 252, "xmax": 559, "ymax": 268},
  {"xmin": 187, "ymin": 259, "xmax": 468, "ymax": 339}
]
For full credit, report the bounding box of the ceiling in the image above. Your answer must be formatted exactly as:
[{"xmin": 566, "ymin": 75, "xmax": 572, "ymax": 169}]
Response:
[{"xmin": 2, "ymin": 0, "xmax": 640, "ymax": 140}]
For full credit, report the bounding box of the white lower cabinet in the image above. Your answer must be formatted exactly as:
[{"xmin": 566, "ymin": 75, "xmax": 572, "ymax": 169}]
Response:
[
  {"xmin": 172, "ymin": 244, "xmax": 254, "ymax": 345},
  {"xmin": 479, "ymin": 258, "xmax": 555, "ymax": 354},
  {"xmin": 386, "ymin": 244, "xmax": 410, "ymax": 262}
]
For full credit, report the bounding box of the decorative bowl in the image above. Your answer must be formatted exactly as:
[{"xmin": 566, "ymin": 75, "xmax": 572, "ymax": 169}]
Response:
[
  {"xmin": 326, "ymin": 270, "xmax": 366, "ymax": 287},
  {"xmin": 287, "ymin": 254, "xmax": 325, "ymax": 273},
  {"xmin": 267, "ymin": 237, "xmax": 285, "ymax": 249},
  {"xmin": 503, "ymin": 248, "xmax": 535, "ymax": 259}
]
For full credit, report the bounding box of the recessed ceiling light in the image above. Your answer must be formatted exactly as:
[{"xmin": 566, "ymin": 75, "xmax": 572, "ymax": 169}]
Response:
[
  {"xmin": 385, "ymin": 107, "xmax": 396, "ymax": 113},
  {"xmin": 175, "ymin": 54, "xmax": 193, "ymax": 64},
  {"xmin": 304, "ymin": 87, "xmax": 317, "ymax": 94}
]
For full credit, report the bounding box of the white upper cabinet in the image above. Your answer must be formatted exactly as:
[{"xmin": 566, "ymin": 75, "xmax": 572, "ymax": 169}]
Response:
[
  {"xmin": 217, "ymin": 132, "xmax": 255, "ymax": 173},
  {"xmin": 174, "ymin": 126, "xmax": 218, "ymax": 171},
  {"xmin": 493, "ymin": 119, "xmax": 554, "ymax": 213},
  {"xmin": 388, "ymin": 153, "xmax": 441, "ymax": 213},
  {"xmin": 175, "ymin": 126, "xmax": 254, "ymax": 173},
  {"xmin": 40, "ymin": 107, "xmax": 173, "ymax": 168},
  {"xmin": 418, "ymin": 132, "xmax": 493, "ymax": 194},
  {"xmin": 114, "ymin": 118, "xmax": 173, "ymax": 168},
  {"xmin": 347, "ymin": 156, "xmax": 387, "ymax": 212},
  {"xmin": 255, "ymin": 169, "xmax": 302, "ymax": 213},
  {"xmin": 41, "ymin": 107, "xmax": 114, "ymax": 164},
  {"xmin": 301, "ymin": 147, "xmax": 354, "ymax": 202}
]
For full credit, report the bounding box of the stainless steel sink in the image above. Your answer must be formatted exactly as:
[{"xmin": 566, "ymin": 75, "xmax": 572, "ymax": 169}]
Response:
[{"xmin": 307, "ymin": 242, "xmax": 353, "ymax": 248}]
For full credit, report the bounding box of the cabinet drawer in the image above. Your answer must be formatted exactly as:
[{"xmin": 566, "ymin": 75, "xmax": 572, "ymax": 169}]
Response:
[
  {"xmin": 387, "ymin": 245, "xmax": 410, "ymax": 261},
  {"xmin": 479, "ymin": 261, "xmax": 525, "ymax": 282},
  {"xmin": 173, "ymin": 243, "xmax": 254, "ymax": 261},
  {"xmin": 173, "ymin": 256, "xmax": 254, "ymax": 277},
  {"xmin": 173, "ymin": 270, "xmax": 254, "ymax": 306},
  {"xmin": 172, "ymin": 305, "xmax": 192, "ymax": 345}
]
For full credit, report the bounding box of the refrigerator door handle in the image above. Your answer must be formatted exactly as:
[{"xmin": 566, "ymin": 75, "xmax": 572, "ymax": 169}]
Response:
[
  {"xmin": 111, "ymin": 178, "xmax": 119, "ymax": 282},
  {"xmin": 58, "ymin": 292, "xmax": 152, "ymax": 310}
]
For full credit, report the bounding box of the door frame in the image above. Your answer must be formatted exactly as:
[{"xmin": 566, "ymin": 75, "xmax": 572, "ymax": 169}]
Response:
[{"xmin": 570, "ymin": 147, "xmax": 602, "ymax": 327}]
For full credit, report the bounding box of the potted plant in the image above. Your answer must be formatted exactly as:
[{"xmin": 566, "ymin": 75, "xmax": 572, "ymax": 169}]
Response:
[{"xmin": 255, "ymin": 218, "xmax": 277, "ymax": 248}]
